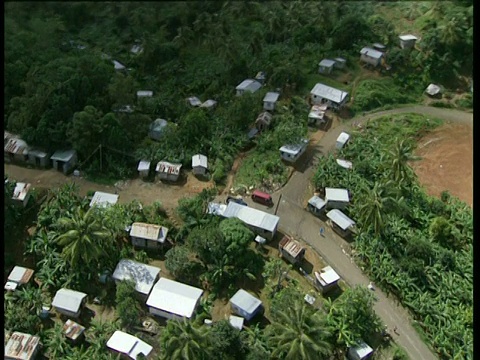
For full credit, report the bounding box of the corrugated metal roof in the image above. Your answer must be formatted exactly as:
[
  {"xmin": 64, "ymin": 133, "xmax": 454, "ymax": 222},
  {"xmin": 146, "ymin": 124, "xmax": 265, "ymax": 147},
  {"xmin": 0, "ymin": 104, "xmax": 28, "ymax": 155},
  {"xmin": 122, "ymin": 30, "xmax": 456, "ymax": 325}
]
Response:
[
  {"xmin": 130, "ymin": 222, "xmax": 168, "ymax": 242},
  {"xmin": 279, "ymin": 236, "xmax": 305, "ymax": 258},
  {"xmin": 263, "ymin": 92, "xmax": 280, "ymax": 103},
  {"xmin": 279, "ymin": 139, "xmax": 308, "ymax": 155},
  {"xmin": 229, "ymin": 315, "xmax": 244, "ymax": 330},
  {"xmin": 4, "ymin": 332, "xmax": 40, "ymax": 360},
  {"xmin": 256, "ymin": 111, "xmax": 272, "ymax": 124},
  {"xmin": 137, "ymin": 90, "xmax": 153, "ymax": 97},
  {"xmin": 63, "ymin": 319, "xmax": 85, "ymax": 340},
  {"xmin": 426, "ymin": 84, "xmax": 441, "ymax": 96},
  {"xmin": 112, "ymin": 259, "xmax": 161, "ymax": 295},
  {"xmin": 360, "ymin": 47, "xmax": 384, "ymax": 59},
  {"xmin": 187, "ymin": 96, "xmax": 202, "ymax": 106},
  {"xmin": 7, "ymin": 266, "xmax": 34, "ymax": 284},
  {"xmin": 146, "ymin": 277, "xmax": 203, "ymax": 318},
  {"xmin": 399, "ymin": 34, "xmax": 417, "ymax": 41},
  {"xmin": 12, "ymin": 182, "xmax": 31, "ymax": 202},
  {"xmin": 137, "ymin": 160, "xmax": 150, "ymax": 172},
  {"xmin": 50, "ymin": 149, "xmax": 76, "ymax": 162},
  {"xmin": 236, "ymin": 79, "xmax": 262, "ymax": 92},
  {"xmin": 319, "ymin": 59, "xmax": 336, "ymax": 67},
  {"xmin": 308, "ymin": 105, "xmax": 327, "ymax": 120},
  {"xmin": 325, "ymin": 188, "xmax": 350, "ymax": 203},
  {"xmin": 222, "ymin": 202, "xmax": 279, "ymax": 232},
  {"xmin": 113, "ymin": 60, "xmax": 126, "ymax": 70},
  {"xmin": 349, "ymin": 341, "xmax": 374, "ymax": 358},
  {"xmin": 311, "ymin": 83, "xmax": 349, "ymax": 104},
  {"xmin": 89, "ymin": 191, "xmax": 119, "ymax": 208},
  {"xmin": 207, "ymin": 202, "xmax": 227, "ymax": 216},
  {"xmin": 334, "ymin": 57, "xmax": 346, "ymax": 63},
  {"xmin": 27, "ymin": 149, "xmax": 48, "ymax": 158},
  {"xmin": 107, "ymin": 331, "xmax": 153, "ymax": 360},
  {"xmin": 156, "ymin": 161, "xmax": 182, "ymax": 175},
  {"xmin": 308, "ymin": 196, "xmax": 326, "ymax": 210},
  {"xmin": 230, "ymin": 289, "xmax": 262, "ymax": 314},
  {"xmin": 336, "ymin": 159, "xmax": 353, "ymax": 169},
  {"xmin": 336, "ymin": 132, "xmax": 350, "ymax": 145},
  {"xmin": 4, "ymin": 138, "xmax": 29, "ymax": 155},
  {"xmin": 52, "ymin": 288, "xmax": 87, "ymax": 313},
  {"xmin": 192, "ymin": 154, "xmax": 208, "ymax": 169},
  {"xmin": 326, "ymin": 209, "xmax": 355, "ymax": 230},
  {"xmin": 200, "ymin": 99, "xmax": 217, "ymax": 108}
]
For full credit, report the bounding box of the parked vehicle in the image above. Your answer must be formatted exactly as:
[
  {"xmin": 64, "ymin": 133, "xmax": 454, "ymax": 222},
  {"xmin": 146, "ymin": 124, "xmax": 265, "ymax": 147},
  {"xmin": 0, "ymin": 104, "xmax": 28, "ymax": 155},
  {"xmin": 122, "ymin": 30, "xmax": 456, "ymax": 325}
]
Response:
[
  {"xmin": 226, "ymin": 196, "xmax": 248, "ymax": 206},
  {"xmin": 251, "ymin": 190, "xmax": 273, "ymax": 207}
]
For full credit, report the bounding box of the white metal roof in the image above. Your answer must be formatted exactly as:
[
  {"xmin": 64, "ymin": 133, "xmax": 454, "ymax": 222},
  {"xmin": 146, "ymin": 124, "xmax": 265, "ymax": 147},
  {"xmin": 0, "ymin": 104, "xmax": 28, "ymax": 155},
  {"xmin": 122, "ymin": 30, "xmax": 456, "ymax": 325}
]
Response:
[
  {"xmin": 349, "ymin": 341, "xmax": 374, "ymax": 359},
  {"xmin": 89, "ymin": 191, "xmax": 119, "ymax": 208},
  {"xmin": 336, "ymin": 132, "xmax": 350, "ymax": 145},
  {"xmin": 200, "ymin": 99, "xmax": 217, "ymax": 108},
  {"xmin": 130, "ymin": 222, "xmax": 168, "ymax": 243},
  {"xmin": 360, "ymin": 47, "xmax": 384, "ymax": 59},
  {"xmin": 325, "ymin": 188, "xmax": 350, "ymax": 203},
  {"xmin": 229, "ymin": 315, "xmax": 245, "ymax": 330},
  {"xmin": 187, "ymin": 96, "xmax": 202, "ymax": 106},
  {"xmin": 222, "ymin": 202, "xmax": 279, "ymax": 233},
  {"xmin": 399, "ymin": 34, "xmax": 417, "ymax": 41},
  {"xmin": 372, "ymin": 43, "xmax": 386, "ymax": 49},
  {"xmin": 150, "ymin": 118, "xmax": 168, "ymax": 132},
  {"xmin": 334, "ymin": 57, "xmax": 346, "ymax": 63},
  {"xmin": 263, "ymin": 92, "xmax": 280, "ymax": 103},
  {"xmin": 50, "ymin": 149, "xmax": 76, "ymax": 162},
  {"xmin": 155, "ymin": 161, "xmax": 182, "ymax": 175},
  {"xmin": 112, "ymin": 259, "xmax": 161, "ymax": 295},
  {"xmin": 5, "ymin": 332, "xmax": 41, "ymax": 360},
  {"xmin": 336, "ymin": 159, "xmax": 353, "ymax": 169},
  {"xmin": 308, "ymin": 105, "xmax": 327, "ymax": 119},
  {"xmin": 426, "ymin": 84, "xmax": 441, "ymax": 96},
  {"xmin": 113, "ymin": 60, "xmax": 126, "ymax": 70},
  {"xmin": 12, "ymin": 182, "xmax": 31, "ymax": 202},
  {"xmin": 230, "ymin": 289, "xmax": 262, "ymax": 314},
  {"xmin": 137, "ymin": 90, "xmax": 153, "ymax": 97},
  {"xmin": 327, "ymin": 209, "xmax": 355, "ymax": 230},
  {"xmin": 279, "ymin": 139, "xmax": 308, "ymax": 155},
  {"xmin": 192, "ymin": 154, "xmax": 208, "ymax": 169},
  {"xmin": 311, "ymin": 83, "xmax": 348, "ymax": 104},
  {"xmin": 146, "ymin": 277, "xmax": 203, "ymax": 318},
  {"xmin": 319, "ymin": 59, "xmax": 336, "ymax": 67},
  {"xmin": 7, "ymin": 266, "xmax": 34, "ymax": 284},
  {"xmin": 207, "ymin": 202, "xmax": 227, "ymax": 216},
  {"xmin": 236, "ymin": 79, "xmax": 262, "ymax": 92},
  {"xmin": 52, "ymin": 288, "xmax": 87, "ymax": 313},
  {"xmin": 107, "ymin": 330, "xmax": 153, "ymax": 360},
  {"xmin": 308, "ymin": 196, "xmax": 327, "ymax": 210},
  {"xmin": 318, "ymin": 265, "xmax": 340, "ymax": 284},
  {"xmin": 137, "ymin": 160, "xmax": 150, "ymax": 172},
  {"xmin": 4, "ymin": 137, "xmax": 29, "ymax": 155}
]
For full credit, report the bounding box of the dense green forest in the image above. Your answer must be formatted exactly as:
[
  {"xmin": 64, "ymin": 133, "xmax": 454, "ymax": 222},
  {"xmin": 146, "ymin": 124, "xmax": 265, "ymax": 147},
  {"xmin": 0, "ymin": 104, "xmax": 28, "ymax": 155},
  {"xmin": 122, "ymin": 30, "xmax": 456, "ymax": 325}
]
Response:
[{"xmin": 5, "ymin": 1, "xmax": 473, "ymax": 181}]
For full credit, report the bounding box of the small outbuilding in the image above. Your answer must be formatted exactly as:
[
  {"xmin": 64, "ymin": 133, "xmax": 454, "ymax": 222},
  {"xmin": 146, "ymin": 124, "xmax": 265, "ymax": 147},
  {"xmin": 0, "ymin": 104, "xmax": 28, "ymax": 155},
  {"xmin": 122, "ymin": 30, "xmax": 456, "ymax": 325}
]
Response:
[
  {"xmin": 130, "ymin": 222, "xmax": 169, "ymax": 249},
  {"xmin": 229, "ymin": 289, "xmax": 263, "ymax": 321},
  {"xmin": 348, "ymin": 341, "xmax": 374, "ymax": 360},
  {"xmin": 4, "ymin": 134, "xmax": 29, "ymax": 163},
  {"xmin": 63, "ymin": 319, "xmax": 85, "ymax": 344},
  {"xmin": 89, "ymin": 191, "xmax": 119, "ymax": 208},
  {"xmin": 336, "ymin": 132, "xmax": 350, "ymax": 149},
  {"xmin": 146, "ymin": 277, "xmax": 204, "ymax": 320},
  {"xmin": 50, "ymin": 149, "xmax": 77, "ymax": 174},
  {"xmin": 229, "ymin": 315, "xmax": 245, "ymax": 330},
  {"xmin": 187, "ymin": 96, "xmax": 202, "ymax": 107},
  {"xmin": 52, "ymin": 288, "xmax": 87, "ymax": 318},
  {"xmin": 149, "ymin": 119, "xmax": 168, "ymax": 141},
  {"xmin": 236, "ymin": 79, "xmax": 262, "ymax": 96},
  {"xmin": 279, "ymin": 139, "xmax": 308, "ymax": 163},
  {"xmin": 425, "ymin": 84, "xmax": 441, "ymax": 97},
  {"xmin": 138, "ymin": 160, "xmax": 151, "ymax": 178},
  {"xmin": 334, "ymin": 57, "xmax": 347, "ymax": 69},
  {"xmin": 318, "ymin": 59, "xmax": 336, "ymax": 74},
  {"xmin": 399, "ymin": 34, "xmax": 417, "ymax": 49},
  {"xmin": 255, "ymin": 111, "xmax": 273, "ymax": 132},
  {"xmin": 113, "ymin": 60, "xmax": 126, "ymax": 71},
  {"xmin": 336, "ymin": 159, "xmax": 353, "ymax": 170},
  {"xmin": 307, "ymin": 196, "xmax": 327, "ymax": 217},
  {"xmin": 5, "ymin": 332, "xmax": 41, "ymax": 360},
  {"xmin": 12, "ymin": 182, "xmax": 32, "ymax": 207},
  {"xmin": 359, "ymin": 47, "xmax": 385, "ymax": 67},
  {"xmin": 200, "ymin": 99, "xmax": 217, "ymax": 109},
  {"xmin": 372, "ymin": 43, "xmax": 386, "ymax": 52},
  {"xmin": 156, "ymin": 161, "xmax": 182, "ymax": 181},
  {"xmin": 326, "ymin": 209, "xmax": 357, "ymax": 238},
  {"xmin": 112, "ymin": 259, "xmax": 161, "ymax": 296},
  {"xmin": 192, "ymin": 154, "xmax": 208, "ymax": 176},
  {"xmin": 4, "ymin": 266, "xmax": 34, "ymax": 291},
  {"xmin": 137, "ymin": 90, "xmax": 153, "ymax": 98},
  {"xmin": 325, "ymin": 187, "xmax": 350, "ymax": 210},
  {"xmin": 263, "ymin": 92, "xmax": 280, "ymax": 111},
  {"xmin": 308, "ymin": 105, "xmax": 328, "ymax": 126},
  {"xmin": 255, "ymin": 71, "xmax": 267, "ymax": 85},
  {"xmin": 27, "ymin": 149, "xmax": 49, "ymax": 168},
  {"xmin": 278, "ymin": 236, "xmax": 306, "ymax": 265},
  {"xmin": 107, "ymin": 330, "xmax": 153, "ymax": 360},
  {"xmin": 315, "ymin": 265, "xmax": 340, "ymax": 294},
  {"xmin": 310, "ymin": 83, "xmax": 349, "ymax": 110}
]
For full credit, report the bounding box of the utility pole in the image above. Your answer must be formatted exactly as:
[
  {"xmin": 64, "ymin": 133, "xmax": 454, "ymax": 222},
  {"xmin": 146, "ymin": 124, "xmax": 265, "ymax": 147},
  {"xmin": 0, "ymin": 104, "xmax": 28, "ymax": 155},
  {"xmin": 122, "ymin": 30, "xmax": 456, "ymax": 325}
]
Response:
[{"xmin": 100, "ymin": 145, "xmax": 102, "ymax": 172}]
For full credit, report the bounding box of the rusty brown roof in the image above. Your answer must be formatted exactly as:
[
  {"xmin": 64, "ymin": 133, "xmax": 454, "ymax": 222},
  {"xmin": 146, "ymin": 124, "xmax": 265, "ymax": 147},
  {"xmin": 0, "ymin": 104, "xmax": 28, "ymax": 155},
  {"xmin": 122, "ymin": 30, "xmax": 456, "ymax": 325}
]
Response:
[
  {"xmin": 279, "ymin": 236, "xmax": 305, "ymax": 259},
  {"xmin": 63, "ymin": 319, "xmax": 85, "ymax": 340},
  {"xmin": 4, "ymin": 332, "xmax": 41, "ymax": 360}
]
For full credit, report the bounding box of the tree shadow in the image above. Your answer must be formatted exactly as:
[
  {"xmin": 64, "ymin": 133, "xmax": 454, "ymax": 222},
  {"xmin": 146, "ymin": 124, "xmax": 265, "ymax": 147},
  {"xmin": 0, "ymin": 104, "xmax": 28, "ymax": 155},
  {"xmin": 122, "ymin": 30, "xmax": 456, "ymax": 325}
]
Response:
[
  {"xmin": 322, "ymin": 285, "xmax": 344, "ymax": 301},
  {"xmin": 298, "ymin": 257, "xmax": 314, "ymax": 275}
]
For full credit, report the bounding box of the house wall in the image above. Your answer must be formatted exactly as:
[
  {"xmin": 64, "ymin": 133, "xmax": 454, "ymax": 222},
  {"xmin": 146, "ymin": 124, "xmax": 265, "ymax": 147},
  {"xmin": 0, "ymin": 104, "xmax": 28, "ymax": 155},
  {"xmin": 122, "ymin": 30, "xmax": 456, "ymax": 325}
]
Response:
[
  {"xmin": 149, "ymin": 307, "xmax": 185, "ymax": 321},
  {"xmin": 307, "ymin": 204, "xmax": 325, "ymax": 216},
  {"xmin": 55, "ymin": 307, "xmax": 81, "ymax": 318},
  {"xmin": 318, "ymin": 65, "xmax": 333, "ymax": 74},
  {"xmin": 263, "ymin": 101, "xmax": 275, "ymax": 111},
  {"xmin": 316, "ymin": 281, "xmax": 338, "ymax": 294},
  {"xmin": 157, "ymin": 172, "xmax": 180, "ymax": 181},
  {"xmin": 331, "ymin": 223, "xmax": 352, "ymax": 239},
  {"xmin": 231, "ymin": 303, "xmax": 260, "ymax": 321},
  {"xmin": 248, "ymin": 224, "xmax": 275, "ymax": 240},
  {"xmin": 326, "ymin": 200, "xmax": 348, "ymax": 210},
  {"xmin": 360, "ymin": 54, "xmax": 381, "ymax": 67},
  {"xmin": 27, "ymin": 154, "xmax": 49, "ymax": 168},
  {"xmin": 131, "ymin": 236, "xmax": 163, "ymax": 249},
  {"xmin": 236, "ymin": 89, "xmax": 245, "ymax": 96},
  {"xmin": 192, "ymin": 166, "xmax": 206, "ymax": 176},
  {"xmin": 280, "ymin": 146, "xmax": 306, "ymax": 163},
  {"xmin": 310, "ymin": 94, "xmax": 347, "ymax": 109}
]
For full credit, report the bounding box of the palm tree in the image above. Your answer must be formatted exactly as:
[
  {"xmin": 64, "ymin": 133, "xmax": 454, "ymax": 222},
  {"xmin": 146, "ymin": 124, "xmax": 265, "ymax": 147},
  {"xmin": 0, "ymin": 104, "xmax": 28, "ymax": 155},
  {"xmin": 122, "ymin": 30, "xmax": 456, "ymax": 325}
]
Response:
[
  {"xmin": 266, "ymin": 300, "xmax": 333, "ymax": 360},
  {"xmin": 43, "ymin": 322, "xmax": 71, "ymax": 359},
  {"xmin": 385, "ymin": 138, "xmax": 419, "ymax": 186},
  {"xmin": 160, "ymin": 318, "xmax": 211, "ymax": 360},
  {"xmin": 53, "ymin": 206, "xmax": 112, "ymax": 268}
]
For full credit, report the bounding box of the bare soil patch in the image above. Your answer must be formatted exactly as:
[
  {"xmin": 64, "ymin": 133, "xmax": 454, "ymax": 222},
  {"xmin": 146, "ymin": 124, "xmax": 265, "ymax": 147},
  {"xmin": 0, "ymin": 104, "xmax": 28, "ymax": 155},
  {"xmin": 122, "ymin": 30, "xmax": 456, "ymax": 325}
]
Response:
[{"xmin": 411, "ymin": 122, "xmax": 473, "ymax": 207}]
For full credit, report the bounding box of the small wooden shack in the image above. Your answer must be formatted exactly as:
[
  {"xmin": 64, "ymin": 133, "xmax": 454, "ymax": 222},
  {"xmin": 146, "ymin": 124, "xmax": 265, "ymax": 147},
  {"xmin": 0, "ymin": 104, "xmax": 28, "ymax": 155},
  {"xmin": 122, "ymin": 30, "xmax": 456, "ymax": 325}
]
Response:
[{"xmin": 278, "ymin": 236, "xmax": 306, "ymax": 265}]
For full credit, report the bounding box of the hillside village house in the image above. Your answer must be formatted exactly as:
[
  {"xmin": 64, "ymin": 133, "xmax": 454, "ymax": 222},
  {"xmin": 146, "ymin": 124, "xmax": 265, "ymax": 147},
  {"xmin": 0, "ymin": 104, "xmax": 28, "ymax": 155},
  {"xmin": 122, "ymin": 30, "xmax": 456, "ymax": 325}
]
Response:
[
  {"xmin": 229, "ymin": 315, "xmax": 245, "ymax": 330},
  {"xmin": 236, "ymin": 79, "xmax": 262, "ymax": 96},
  {"xmin": 336, "ymin": 132, "xmax": 350, "ymax": 149},
  {"xmin": 89, "ymin": 191, "xmax": 119, "ymax": 208},
  {"xmin": 399, "ymin": 34, "xmax": 418, "ymax": 49},
  {"xmin": 327, "ymin": 209, "xmax": 357, "ymax": 238},
  {"xmin": 113, "ymin": 60, "xmax": 126, "ymax": 71},
  {"xmin": 325, "ymin": 187, "xmax": 350, "ymax": 210},
  {"xmin": 146, "ymin": 277, "xmax": 204, "ymax": 320},
  {"xmin": 278, "ymin": 236, "xmax": 306, "ymax": 265},
  {"xmin": 149, "ymin": 118, "xmax": 168, "ymax": 141},
  {"xmin": 4, "ymin": 132, "xmax": 29, "ymax": 163},
  {"xmin": 107, "ymin": 331, "xmax": 153, "ymax": 360},
  {"xmin": 136, "ymin": 90, "xmax": 153, "ymax": 98},
  {"xmin": 187, "ymin": 96, "xmax": 202, "ymax": 107},
  {"xmin": 279, "ymin": 138, "xmax": 308, "ymax": 163},
  {"xmin": 229, "ymin": 289, "xmax": 263, "ymax": 321},
  {"xmin": 192, "ymin": 154, "xmax": 208, "ymax": 176},
  {"xmin": 263, "ymin": 92, "xmax": 280, "ymax": 111},
  {"xmin": 360, "ymin": 47, "xmax": 385, "ymax": 67},
  {"xmin": 318, "ymin": 59, "xmax": 336, "ymax": 74},
  {"xmin": 112, "ymin": 259, "xmax": 161, "ymax": 297},
  {"xmin": 334, "ymin": 57, "xmax": 347, "ymax": 69},
  {"xmin": 255, "ymin": 111, "xmax": 273, "ymax": 132},
  {"xmin": 348, "ymin": 341, "xmax": 374, "ymax": 360},
  {"xmin": 307, "ymin": 195, "xmax": 327, "ymax": 217},
  {"xmin": 156, "ymin": 161, "xmax": 182, "ymax": 181},
  {"xmin": 336, "ymin": 159, "xmax": 353, "ymax": 170},
  {"xmin": 426, "ymin": 83, "xmax": 441, "ymax": 97},
  {"xmin": 5, "ymin": 332, "xmax": 41, "ymax": 360},
  {"xmin": 255, "ymin": 71, "xmax": 267, "ymax": 85},
  {"xmin": 310, "ymin": 83, "xmax": 349, "ymax": 110},
  {"xmin": 63, "ymin": 319, "xmax": 85, "ymax": 344},
  {"xmin": 315, "ymin": 265, "xmax": 341, "ymax": 294},
  {"xmin": 52, "ymin": 288, "xmax": 87, "ymax": 318},
  {"xmin": 138, "ymin": 160, "xmax": 150, "ymax": 178},
  {"xmin": 4, "ymin": 266, "xmax": 34, "ymax": 291},
  {"xmin": 130, "ymin": 222, "xmax": 169, "ymax": 249},
  {"xmin": 12, "ymin": 182, "xmax": 32, "ymax": 207},
  {"xmin": 308, "ymin": 104, "xmax": 328, "ymax": 126},
  {"xmin": 200, "ymin": 99, "xmax": 217, "ymax": 109},
  {"xmin": 372, "ymin": 43, "xmax": 386, "ymax": 52},
  {"xmin": 50, "ymin": 149, "xmax": 77, "ymax": 174},
  {"xmin": 27, "ymin": 148, "xmax": 49, "ymax": 168}
]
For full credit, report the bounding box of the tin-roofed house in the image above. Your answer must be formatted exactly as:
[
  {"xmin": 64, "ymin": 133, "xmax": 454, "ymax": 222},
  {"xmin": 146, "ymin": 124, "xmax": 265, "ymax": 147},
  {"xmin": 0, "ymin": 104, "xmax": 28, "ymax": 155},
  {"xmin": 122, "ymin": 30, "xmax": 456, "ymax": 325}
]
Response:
[
  {"xmin": 278, "ymin": 236, "xmax": 306, "ymax": 265},
  {"xmin": 26, "ymin": 149, "xmax": 49, "ymax": 168},
  {"xmin": 4, "ymin": 134, "xmax": 29, "ymax": 164},
  {"xmin": 263, "ymin": 92, "xmax": 280, "ymax": 111},
  {"xmin": 318, "ymin": 59, "xmax": 336, "ymax": 74},
  {"xmin": 146, "ymin": 277, "xmax": 204, "ymax": 320},
  {"xmin": 325, "ymin": 187, "xmax": 350, "ymax": 210},
  {"xmin": 326, "ymin": 209, "xmax": 357, "ymax": 238},
  {"xmin": 63, "ymin": 319, "xmax": 85, "ymax": 344},
  {"xmin": 307, "ymin": 195, "xmax": 327, "ymax": 217},
  {"xmin": 107, "ymin": 330, "xmax": 153, "ymax": 360},
  {"xmin": 50, "ymin": 149, "xmax": 77, "ymax": 174},
  {"xmin": 89, "ymin": 191, "xmax": 119, "ymax": 208},
  {"xmin": 425, "ymin": 84, "xmax": 441, "ymax": 98},
  {"xmin": 279, "ymin": 139, "xmax": 308, "ymax": 163},
  {"xmin": 200, "ymin": 99, "xmax": 217, "ymax": 110},
  {"xmin": 336, "ymin": 132, "xmax": 350, "ymax": 149},
  {"xmin": 314, "ymin": 265, "xmax": 341, "ymax": 294},
  {"xmin": 156, "ymin": 161, "xmax": 182, "ymax": 182},
  {"xmin": 372, "ymin": 43, "xmax": 386, "ymax": 52},
  {"xmin": 255, "ymin": 111, "xmax": 273, "ymax": 132},
  {"xmin": 187, "ymin": 96, "xmax": 202, "ymax": 107},
  {"xmin": 52, "ymin": 288, "xmax": 87, "ymax": 318},
  {"xmin": 310, "ymin": 83, "xmax": 349, "ymax": 110},
  {"xmin": 236, "ymin": 79, "xmax": 262, "ymax": 96},
  {"xmin": 12, "ymin": 182, "xmax": 32, "ymax": 207},
  {"xmin": 4, "ymin": 331, "xmax": 41, "ymax": 360},
  {"xmin": 149, "ymin": 119, "xmax": 168, "ymax": 141},
  {"xmin": 138, "ymin": 160, "xmax": 151, "ymax": 178},
  {"xmin": 113, "ymin": 60, "xmax": 126, "ymax": 71},
  {"xmin": 348, "ymin": 341, "xmax": 374, "ymax": 360},
  {"xmin": 112, "ymin": 259, "xmax": 161, "ymax": 297},
  {"xmin": 334, "ymin": 57, "xmax": 347, "ymax": 69},
  {"xmin": 192, "ymin": 154, "xmax": 208, "ymax": 176},
  {"xmin": 229, "ymin": 289, "xmax": 263, "ymax": 321},
  {"xmin": 4, "ymin": 266, "xmax": 34, "ymax": 291},
  {"xmin": 360, "ymin": 47, "xmax": 385, "ymax": 67},
  {"xmin": 130, "ymin": 222, "xmax": 169, "ymax": 249},
  {"xmin": 399, "ymin": 34, "xmax": 418, "ymax": 49},
  {"xmin": 308, "ymin": 105, "xmax": 328, "ymax": 126},
  {"xmin": 137, "ymin": 90, "xmax": 153, "ymax": 99}
]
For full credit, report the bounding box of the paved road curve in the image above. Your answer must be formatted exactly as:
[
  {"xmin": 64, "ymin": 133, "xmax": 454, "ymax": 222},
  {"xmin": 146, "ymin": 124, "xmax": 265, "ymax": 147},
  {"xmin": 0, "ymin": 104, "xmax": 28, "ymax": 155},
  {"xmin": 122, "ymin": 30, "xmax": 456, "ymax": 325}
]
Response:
[{"xmin": 273, "ymin": 106, "xmax": 472, "ymax": 360}]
